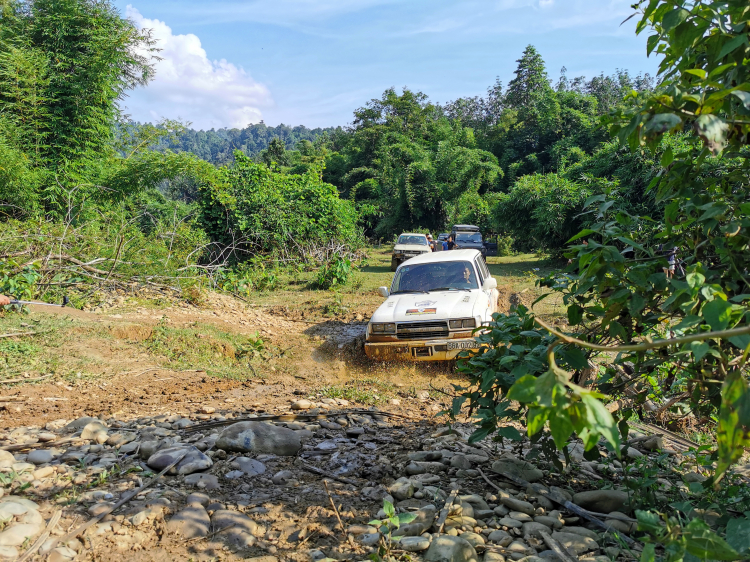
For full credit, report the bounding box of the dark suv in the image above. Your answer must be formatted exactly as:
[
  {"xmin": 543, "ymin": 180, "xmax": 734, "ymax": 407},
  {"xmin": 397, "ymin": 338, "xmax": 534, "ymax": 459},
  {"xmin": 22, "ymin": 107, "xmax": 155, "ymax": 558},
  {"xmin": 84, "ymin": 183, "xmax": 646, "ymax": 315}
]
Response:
[{"xmin": 450, "ymin": 225, "xmax": 486, "ymax": 259}]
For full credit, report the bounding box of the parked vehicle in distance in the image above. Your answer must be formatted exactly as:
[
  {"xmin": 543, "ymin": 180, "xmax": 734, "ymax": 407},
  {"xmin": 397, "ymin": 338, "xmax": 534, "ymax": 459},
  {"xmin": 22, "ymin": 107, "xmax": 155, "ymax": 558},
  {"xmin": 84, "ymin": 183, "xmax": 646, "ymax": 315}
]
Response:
[
  {"xmin": 391, "ymin": 233, "xmax": 430, "ymax": 271},
  {"xmin": 365, "ymin": 249, "xmax": 499, "ymax": 361},
  {"xmin": 450, "ymin": 224, "xmax": 486, "ymax": 259}
]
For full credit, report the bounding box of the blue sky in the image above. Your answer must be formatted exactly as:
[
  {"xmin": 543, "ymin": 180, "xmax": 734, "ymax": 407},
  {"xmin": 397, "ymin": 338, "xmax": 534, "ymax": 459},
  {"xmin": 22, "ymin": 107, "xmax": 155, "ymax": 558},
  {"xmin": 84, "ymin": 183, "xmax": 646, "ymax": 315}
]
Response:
[{"xmin": 114, "ymin": 0, "xmax": 660, "ymax": 130}]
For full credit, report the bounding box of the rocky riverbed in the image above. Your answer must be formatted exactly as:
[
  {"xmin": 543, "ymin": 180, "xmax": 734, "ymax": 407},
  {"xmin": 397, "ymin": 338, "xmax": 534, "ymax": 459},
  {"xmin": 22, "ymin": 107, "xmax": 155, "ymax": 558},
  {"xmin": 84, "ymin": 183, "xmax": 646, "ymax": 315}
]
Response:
[{"xmin": 0, "ymin": 396, "xmax": 720, "ymax": 562}]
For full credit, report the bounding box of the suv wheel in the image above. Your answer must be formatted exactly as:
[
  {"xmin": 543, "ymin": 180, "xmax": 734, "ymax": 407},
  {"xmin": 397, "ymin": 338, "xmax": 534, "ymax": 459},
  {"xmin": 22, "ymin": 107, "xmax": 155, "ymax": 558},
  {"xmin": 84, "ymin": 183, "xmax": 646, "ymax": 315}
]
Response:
[{"xmin": 390, "ymin": 257, "xmax": 398, "ymax": 272}]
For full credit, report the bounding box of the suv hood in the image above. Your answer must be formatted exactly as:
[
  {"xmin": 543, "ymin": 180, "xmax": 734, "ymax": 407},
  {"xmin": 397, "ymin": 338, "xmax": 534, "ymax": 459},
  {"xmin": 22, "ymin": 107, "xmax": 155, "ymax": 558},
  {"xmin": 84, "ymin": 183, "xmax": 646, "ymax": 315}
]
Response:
[
  {"xmin": 371, "ymin": 291, "xmax": 481, "ymax": 323},
  {"xmin": 393, "ymin": 244, "xmax": 429, "ymax": 252}
]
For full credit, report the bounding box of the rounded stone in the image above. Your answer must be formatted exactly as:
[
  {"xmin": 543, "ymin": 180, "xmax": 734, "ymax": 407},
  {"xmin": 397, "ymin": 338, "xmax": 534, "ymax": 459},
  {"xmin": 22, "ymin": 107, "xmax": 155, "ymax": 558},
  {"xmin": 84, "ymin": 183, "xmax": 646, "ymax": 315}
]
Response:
[
  {"xmin": 0, "ymin": 523, "xmax": 41, "ymax": 546},
  {"xmin": 215, "ymin": 422, "xmax": 301, "ymax": 456},
  {"xmin": 400, "ymin": 536, "xmax": 431, "ymax": 552},
  {"xmin": 27, "ymin": 449, "xmax": 55, "ymax": 465}
]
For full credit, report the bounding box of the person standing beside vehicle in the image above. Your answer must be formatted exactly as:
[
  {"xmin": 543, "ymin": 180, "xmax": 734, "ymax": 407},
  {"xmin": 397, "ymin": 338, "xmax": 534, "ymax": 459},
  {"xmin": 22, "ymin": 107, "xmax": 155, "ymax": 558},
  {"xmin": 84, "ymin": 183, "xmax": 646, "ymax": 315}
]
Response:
[
  {"xmin": 444, "ymin": 235, "xmax": 455, "ymax": 251},
  {"xmin": 427, "ymin": 234, "xmax": 436, "ymax": 252}
]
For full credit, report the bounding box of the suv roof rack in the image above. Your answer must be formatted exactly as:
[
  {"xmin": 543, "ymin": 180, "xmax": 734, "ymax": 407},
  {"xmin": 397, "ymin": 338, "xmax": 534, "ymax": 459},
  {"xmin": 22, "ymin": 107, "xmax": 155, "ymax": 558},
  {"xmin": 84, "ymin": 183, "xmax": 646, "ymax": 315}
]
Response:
[{"xmin": 451, "ymin": 224, "xmax": 480, "ymax": 232}]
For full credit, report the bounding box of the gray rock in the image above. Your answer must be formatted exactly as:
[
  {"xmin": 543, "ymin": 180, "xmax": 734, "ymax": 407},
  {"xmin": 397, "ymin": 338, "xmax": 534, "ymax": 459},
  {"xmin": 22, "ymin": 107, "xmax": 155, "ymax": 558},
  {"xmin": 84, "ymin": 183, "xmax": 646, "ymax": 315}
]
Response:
[
  {"xmin": 167, "ymin": 506, "xmax": 210, "ymax": 538},
  {"xmin": 491, "ymin": 456, "xmax": 543, "ymax": 483},
  {"xmin": 347, "ymin": 524, "xmax": 377, "ymax": 535},
  {"xmin": 508, "ymin": 510, "xmax": 532, "ymax": 522},
  {"xmin": 291, "ymin": 399, "xmax": 313, "ymax": 410},
  {"xmin": 211, "ymin": 509, "xmax": 260, "ymax": 536},
  {"xmin": 174, "ymin": 418, "xmax": 194, "ymax": 429},
  {"xmin": 572, "ymin": 490, "xmax": 629, "ymax": 514},
  {"xmin": 388, "ymin": 478, "xmax": 415, "ymax": 501},
  {"xmin": 451, "ymin": 455, "xmax": 471, "ymax": 469},
  {"xmin": 215, "ymin": 422, "xmax": 301, "ymax": 456},
  {"xmin": 494, "ymin": 505, "xmax": 510, "ymax": 517},
  {"xmin": 551, "ymin": 531, "xmax": 598, "ymax": 555},
  {"xmin": 483, "ymin": 552, "xmax": 506, "ymax": 562},
  {"xmin": 235, "ymin": 457, "xmax": 266, "ymax": 476},
  {"xmin": 533, "ymin": 515, "xmax": 563, "ymax": 529},
  {"xmin": 272, "ymin": 470, "xmax": 294, "ymax": 485},
  {"xmin": 139, "ymin": 440, "xmax": 162, "ymax": 460},
  {"xmin": 626, "ymin": 447, "xmax": 644, "ymax": 459},
  {"xmin": 399, "ymin": 505, "xmax": 436, "ymax": 536},
  {"xmin": 119, "ymin": 441, "xmax": 140, "ymax": 454},
  {"xmin": 183, "ymin": 473, "xmax": 220, "ymax": 490},
  {"xmin": 27, "ymin": 449, "xmax": 54, "ymax": 465},
  {"xmin": 0, "ymin": 523, "xmax": 41, "ymax": 546},
  {"xmin": 497, "ymin": 517, "xmax": 523, "ymax": 529},
  {"xmin": 487, "ymin": 529, "xmax": 512, "ymax": 545},
  {"xmin": 521, "ymin": 522, "xmax": 551, "ymax": 539},
  {"xmin": 407, "ymin": 461, "xmax": 446, "ymax": 475},
  {"xmin": 400, "ymin": 536, "xmax": 431, "ymax": 552},
  {"xmin": 0, "ymin": 451, "xmax": 14, "ymax": 469},
  {"xmin": 358, "ymin": 532, "xmax": 381, "ymax": 546},
  {"xmin": 455, "ymin": 503, "xmax": 473, "ymax": 519},
  {"xmin": 0, "ymin": 501, "xmax": 31, "ymax": 523},
  {"xmin": 107, "ymin": 432, "xmax": 136, "ymax": 448},
  {"xmin": 474, "ymin": 509, "xmax": 495, "ymax": 521},
  {"xmin": 460, "ymin": 494, "xmax": 491, "ymax": 511},
  {"xmin": 408, "ymin": 451, "xmax": 443, "ymax": 462},
  {"xmin": 147, "ymin": 447, "xmax": 213, "ymax": 475},
  {"xmin": 64, "ymin": 417, "xmax": 100, "ymax": 431},
  {"xmin": 88, "ymin": 502, "xmax": 114, "ymax": 517},
  {"xmin": 225, "ymin": 470, "xmax": 244, "ymax": 480},
  {"xmin": 425, "ymin": 535, "xmax": 479, "ymax": 562},
  {"xmin": 80, "ymin": 421, "xmax": 108, "ymax": 441},
  {"xmin": 461, "ymin": 532, "xmax": 485, "ymax": 548},
  {"xmin": 561, "ymin": 526, "xmax": 598, "ymax": 540},
  {"xmin": 186, "ymin": 493, "xmax": 210, "ymax": 507},
  {"xmin": 500, "ymin": 497, "xmax": 535, "ymax": 516},
  {"xmin": 0, "ymin": 546, "xmax": 18, "ymax": 561}
]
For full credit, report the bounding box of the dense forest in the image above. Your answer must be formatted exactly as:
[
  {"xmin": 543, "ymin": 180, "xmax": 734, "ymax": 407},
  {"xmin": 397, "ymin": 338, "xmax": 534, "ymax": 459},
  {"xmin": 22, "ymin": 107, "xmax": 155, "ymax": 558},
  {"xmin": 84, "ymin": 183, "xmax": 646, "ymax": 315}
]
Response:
[
  {"xmin": 3, "ymin": 0, "xmax": 750, "ymax": 555},
  {"xmin": 148, "ymin": 122, "xmax": 338, "ymax": 165},
  {"xmin": 155, "ymin": 51, "xmax": 657, "ymax": 247}
]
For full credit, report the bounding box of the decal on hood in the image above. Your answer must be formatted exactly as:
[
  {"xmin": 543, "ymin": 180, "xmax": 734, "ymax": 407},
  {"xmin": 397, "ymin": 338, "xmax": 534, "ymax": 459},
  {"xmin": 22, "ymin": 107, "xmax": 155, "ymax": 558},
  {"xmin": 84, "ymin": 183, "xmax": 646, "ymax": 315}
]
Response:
[
  {"xmin": 415, "ymin": 300, "xmax": 437, "ymax": 307},
  {"xmin": 406, "ymin": 307, "xmax": 437, "ymax": 315}
]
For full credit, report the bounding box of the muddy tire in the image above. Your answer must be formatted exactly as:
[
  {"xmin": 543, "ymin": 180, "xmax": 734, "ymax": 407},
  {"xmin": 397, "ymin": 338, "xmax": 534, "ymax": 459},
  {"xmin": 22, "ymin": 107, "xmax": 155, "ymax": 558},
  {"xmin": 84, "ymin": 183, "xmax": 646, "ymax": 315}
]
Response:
[{"xmin": 390, "ymin": 258, "xmax": 398, "ymax": 272}]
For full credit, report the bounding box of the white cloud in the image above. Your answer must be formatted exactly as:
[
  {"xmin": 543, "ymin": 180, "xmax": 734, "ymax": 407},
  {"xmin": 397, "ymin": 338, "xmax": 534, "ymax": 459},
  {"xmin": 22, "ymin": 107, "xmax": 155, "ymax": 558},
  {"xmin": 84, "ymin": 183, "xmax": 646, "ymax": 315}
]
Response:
[{"xmin": 124, "ymin": 5, "xmax": 272, "ymax": 129}]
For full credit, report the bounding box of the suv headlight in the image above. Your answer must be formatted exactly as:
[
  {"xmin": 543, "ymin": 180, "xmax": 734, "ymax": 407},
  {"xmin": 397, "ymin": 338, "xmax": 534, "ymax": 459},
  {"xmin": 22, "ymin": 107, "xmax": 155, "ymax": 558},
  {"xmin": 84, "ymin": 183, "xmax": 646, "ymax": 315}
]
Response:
[
  {"xmin": 449, "ymin": 318, "xmax": 476, "ymax": 329},
  {"xmin": 371, "ymin": 323, "xmax": 396, "ymax": 334}
]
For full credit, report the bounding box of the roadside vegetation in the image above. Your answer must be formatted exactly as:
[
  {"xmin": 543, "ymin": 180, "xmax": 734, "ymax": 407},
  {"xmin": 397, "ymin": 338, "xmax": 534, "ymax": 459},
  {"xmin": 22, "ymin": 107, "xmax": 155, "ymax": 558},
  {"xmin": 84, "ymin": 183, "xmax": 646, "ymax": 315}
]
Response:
[{"xmin": 2, "ymin": 0, "xmax": 750, "ymax": 559}]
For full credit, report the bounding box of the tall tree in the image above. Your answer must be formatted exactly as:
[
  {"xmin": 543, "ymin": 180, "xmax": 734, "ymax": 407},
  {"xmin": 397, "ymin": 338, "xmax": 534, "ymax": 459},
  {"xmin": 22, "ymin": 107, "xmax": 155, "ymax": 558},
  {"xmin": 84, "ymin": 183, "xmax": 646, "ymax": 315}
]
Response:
[{"xmin": 505, "ymin": 45, "xmax": 553, "ymax": 109}]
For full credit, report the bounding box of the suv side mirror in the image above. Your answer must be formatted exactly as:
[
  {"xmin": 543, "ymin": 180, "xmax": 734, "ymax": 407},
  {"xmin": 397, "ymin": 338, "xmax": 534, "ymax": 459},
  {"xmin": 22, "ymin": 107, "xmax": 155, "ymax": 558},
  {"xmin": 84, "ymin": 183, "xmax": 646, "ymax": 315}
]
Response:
[
  {"xmin": 378, "ymin": 287, "xmax": 390, "ymax": 298},
  {"xmin": 482, "ymin": 278, "xmax": 497, "ymax": 291}
]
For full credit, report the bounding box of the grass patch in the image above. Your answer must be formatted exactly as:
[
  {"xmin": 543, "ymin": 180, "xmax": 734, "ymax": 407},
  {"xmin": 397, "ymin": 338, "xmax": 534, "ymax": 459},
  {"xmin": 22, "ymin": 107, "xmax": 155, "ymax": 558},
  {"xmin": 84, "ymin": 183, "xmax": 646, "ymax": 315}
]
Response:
[
  {"xmin": 0, "ymin": 314, "xmax": 72, "ymax": 380},
  {"xmin": 315, "ymin": 378, "xmax": 395, "ymax": 405},
  {"xmin": 141, "ymin": 319, "xmax": 266, "ymax": 379}
]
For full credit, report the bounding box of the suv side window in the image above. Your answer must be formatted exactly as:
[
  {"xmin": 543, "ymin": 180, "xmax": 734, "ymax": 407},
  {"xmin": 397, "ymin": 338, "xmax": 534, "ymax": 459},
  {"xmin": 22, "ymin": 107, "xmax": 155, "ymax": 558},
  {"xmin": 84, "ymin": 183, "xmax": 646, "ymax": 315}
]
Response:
[
  {"xmin": 474, "ymin": 258, "xmax": 484, "ymax": 285},
  {"xmin": 480, "ymin": 259, "xmax": 490, "ymax": 280}
]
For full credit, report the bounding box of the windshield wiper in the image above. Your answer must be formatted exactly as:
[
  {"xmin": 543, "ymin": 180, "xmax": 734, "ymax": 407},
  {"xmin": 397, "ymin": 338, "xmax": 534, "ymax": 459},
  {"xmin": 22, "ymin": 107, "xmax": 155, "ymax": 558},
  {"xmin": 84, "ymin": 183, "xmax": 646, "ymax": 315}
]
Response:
[
  {"xmin": 428, "ymin": 287, "xmax": 471, "ymax": 292},
  {"xmin": 391, "ymin": 290, "xmax": 430, "ymax": 294}
]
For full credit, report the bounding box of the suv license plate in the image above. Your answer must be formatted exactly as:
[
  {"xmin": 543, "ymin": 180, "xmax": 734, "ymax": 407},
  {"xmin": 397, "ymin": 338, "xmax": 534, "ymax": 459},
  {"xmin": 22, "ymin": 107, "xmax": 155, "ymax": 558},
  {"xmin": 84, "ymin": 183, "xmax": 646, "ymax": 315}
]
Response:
[{"xmin": 447, "ymin": 341, "xmax": 477, "ymax": 350}]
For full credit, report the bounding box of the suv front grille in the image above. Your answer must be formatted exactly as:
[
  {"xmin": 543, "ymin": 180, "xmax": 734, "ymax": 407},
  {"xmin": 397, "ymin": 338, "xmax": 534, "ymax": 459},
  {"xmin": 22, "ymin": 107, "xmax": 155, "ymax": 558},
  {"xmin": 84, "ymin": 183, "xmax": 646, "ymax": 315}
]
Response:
[{"xmin": 396, "ymin": 321, "xmax": 448, "ymax": 340}]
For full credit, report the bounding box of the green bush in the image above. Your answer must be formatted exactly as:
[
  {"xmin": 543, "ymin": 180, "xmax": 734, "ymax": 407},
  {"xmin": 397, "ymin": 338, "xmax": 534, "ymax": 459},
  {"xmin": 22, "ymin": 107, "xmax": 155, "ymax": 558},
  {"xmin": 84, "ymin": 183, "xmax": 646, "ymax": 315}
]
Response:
[
  {"xmin": 493, "ymin": 173, "xmax": 592, "ymax": 254},
  {"xmin": 198, "ymin": 153, "xmax": 362, "ymax": 261},
  {"xmin": 316, "ymin": 254, "xmax": 353, "ymax": 289},
  {"xmin": 496, "ymin": 235, "xmax": 514, "ymax": 257}
]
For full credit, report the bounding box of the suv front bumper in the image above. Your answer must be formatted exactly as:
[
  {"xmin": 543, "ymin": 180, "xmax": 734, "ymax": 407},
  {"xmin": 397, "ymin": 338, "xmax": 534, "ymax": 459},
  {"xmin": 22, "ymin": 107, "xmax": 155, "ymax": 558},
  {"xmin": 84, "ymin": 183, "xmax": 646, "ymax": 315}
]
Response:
[{"xmin": 364, "ymin": 338, "xmax": 481, "ymax": 361}]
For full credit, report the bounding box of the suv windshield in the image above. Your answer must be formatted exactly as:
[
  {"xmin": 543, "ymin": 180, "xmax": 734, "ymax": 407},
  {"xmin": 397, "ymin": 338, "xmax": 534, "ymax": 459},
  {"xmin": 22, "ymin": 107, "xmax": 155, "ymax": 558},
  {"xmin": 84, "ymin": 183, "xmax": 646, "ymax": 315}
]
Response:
[
  {"xmin": 397, "ymin": 235, "xmax": 428, "ymax": 246},
  {"xmin": 392, "ymin": 261, "xmax": 478, "ymax": 292},
  {"xmin": 455, "ymin": 232, "xmax": 482, "ymax": 243}
]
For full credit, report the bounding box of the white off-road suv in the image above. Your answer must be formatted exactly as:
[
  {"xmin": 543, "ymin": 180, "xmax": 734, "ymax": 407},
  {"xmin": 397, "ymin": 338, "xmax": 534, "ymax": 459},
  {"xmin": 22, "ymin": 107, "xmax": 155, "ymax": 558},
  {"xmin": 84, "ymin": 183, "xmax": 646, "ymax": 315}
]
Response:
[
  {"xmin": 391, "ymin": 233, "xmax": 431, "ymax": 271},
  {"xmin": 365, "ymin": 249, "xmax": 499, "ymax": 361}
]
